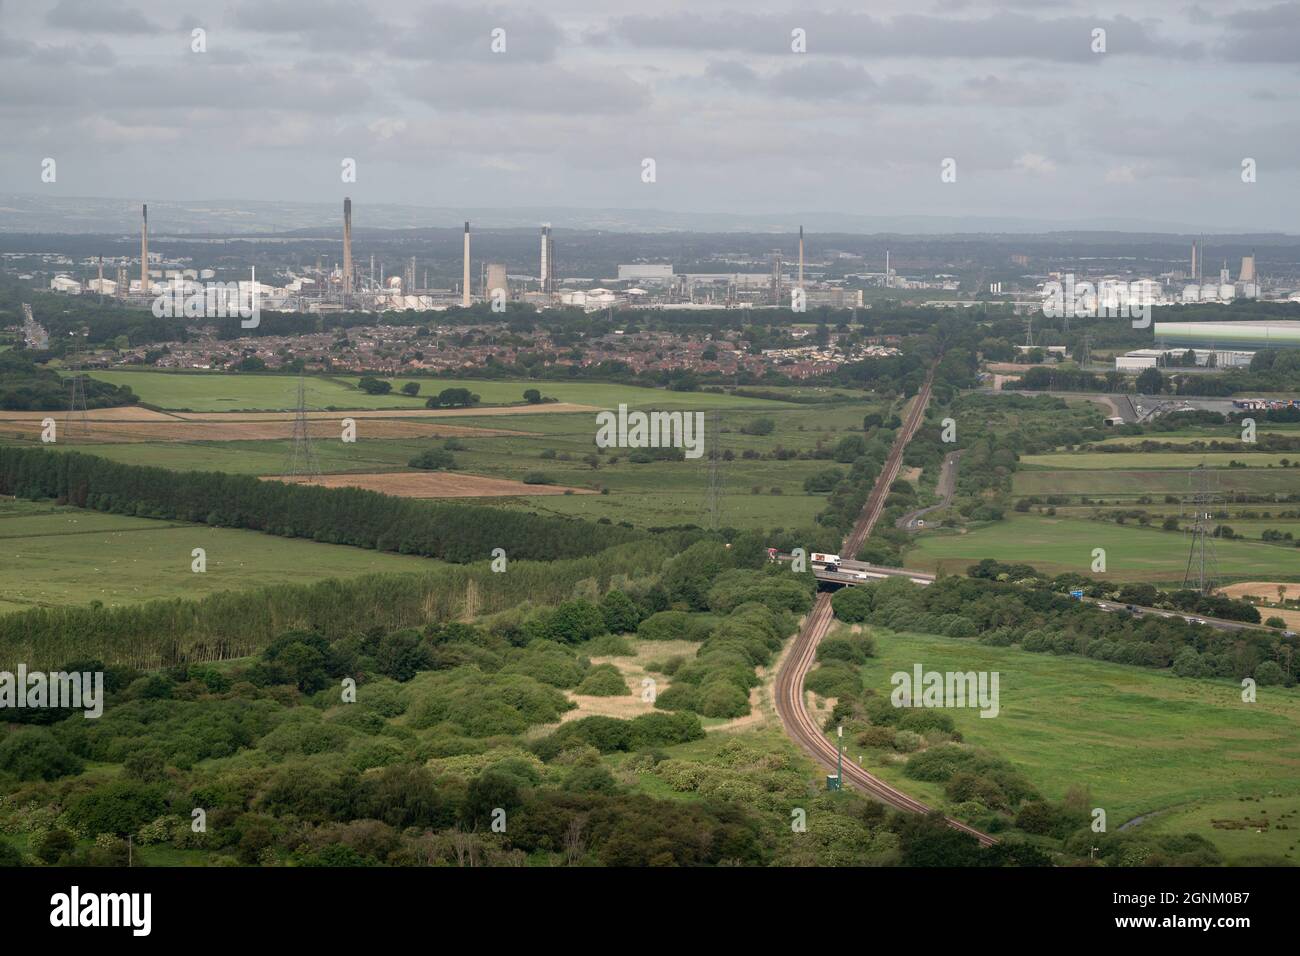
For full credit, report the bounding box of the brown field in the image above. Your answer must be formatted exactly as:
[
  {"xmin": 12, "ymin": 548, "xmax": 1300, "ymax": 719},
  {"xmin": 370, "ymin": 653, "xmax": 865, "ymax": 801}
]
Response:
[
  {"xmin": 262, "ymin": 470, "xmax": 595, "ymax": 498},
  {"xmin": 0, "ymin": 419, "xmax": 524, "ymax": 443},
  {"xmin": 175, "ymin": 403, "xmax": 598, "ymax": 421},
  {"xmin": 1220, "ymin": 581, "xmax": 1299, "ymax": 601},
  {"xmin": 1219, "ymin": 581, "xmax": 1300, "ymax": 629},
  {"xmin": 0, "ymin": 407, "xmax": 179, "ymax": 422}
]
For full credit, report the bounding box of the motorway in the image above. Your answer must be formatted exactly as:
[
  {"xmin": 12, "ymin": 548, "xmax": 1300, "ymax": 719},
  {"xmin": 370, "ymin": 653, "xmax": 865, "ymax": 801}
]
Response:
[{"xmin": 772, "ymin": 368, "xmax": 999, "ymax": 846}]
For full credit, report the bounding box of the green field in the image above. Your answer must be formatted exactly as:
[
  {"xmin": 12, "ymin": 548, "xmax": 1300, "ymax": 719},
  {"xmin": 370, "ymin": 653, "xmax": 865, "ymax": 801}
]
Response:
[
  {"xmin": 21, "ymin": 399, "xmax": 886, "ymax": 531},
  {"xmin": 1013, "ymin": 468, "xmax": 1300, "ymax": 498},
  {"xmin": 1022, "ymin": 452, "xmax": 1300, "ymax": 470},
  {"xmin": 851, "ymin": 626, "xmax": 1300, "ymax": 861},
  {"xmin": 0, "ymin": 499, "xmax": 435, "ymax": 614},
  {"xmin": 87, "ymin": 370, "xmax": 800, "ymax": 412},
  {"xmin": 904, "ymin": 512, "xmax": 1300, "ymax": 582}
]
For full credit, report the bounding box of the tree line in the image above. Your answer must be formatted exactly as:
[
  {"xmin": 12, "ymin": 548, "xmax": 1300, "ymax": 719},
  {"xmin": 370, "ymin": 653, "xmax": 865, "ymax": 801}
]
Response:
[{"xmin": 0, "ymin": 447, "xmax": 642, "ymax": 566}]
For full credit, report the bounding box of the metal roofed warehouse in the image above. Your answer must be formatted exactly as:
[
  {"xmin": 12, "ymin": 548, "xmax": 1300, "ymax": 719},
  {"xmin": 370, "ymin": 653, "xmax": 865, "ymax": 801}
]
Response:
[{"xmin": 1154, "ymin": 320, "xmax": 1300, "ymax": 350}]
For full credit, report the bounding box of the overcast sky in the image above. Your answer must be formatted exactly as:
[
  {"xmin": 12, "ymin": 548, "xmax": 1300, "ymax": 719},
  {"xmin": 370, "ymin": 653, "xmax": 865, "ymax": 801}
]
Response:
[{"xmin": 3, "ymin": 0, "xmax": 1300, "ymax": 230}]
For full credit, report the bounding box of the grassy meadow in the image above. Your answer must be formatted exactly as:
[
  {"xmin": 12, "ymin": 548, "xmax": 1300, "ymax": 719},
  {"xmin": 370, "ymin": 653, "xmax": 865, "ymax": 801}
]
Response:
[
  {"xmin": 14, "ymin": 396, "xmax": 888, "ymax": 532},
  {"xmin": 87, "ymin": 370, "xmax": 801, "ymax": 412},
  {"xmin": 851, "ymin": 626, "xmax": 1300, "ymax": 862},
  {"xmin": 904, "ymin": 512, "xmax": 1300, "ymax": 582},
  {"xmin": 0, "ymin": 498, "xmax": 434, "ymax": 614}
]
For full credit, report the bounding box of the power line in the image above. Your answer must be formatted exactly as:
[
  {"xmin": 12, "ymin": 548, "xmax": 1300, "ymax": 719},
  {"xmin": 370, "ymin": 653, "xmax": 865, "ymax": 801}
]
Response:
[
  {"xmin": 1181, "ymin": 466, "xmax": 1220, "ymax": 595},
  {"xmin": 284, "ymin": 373, "xmax": 320, "ymax": 481},
  {"xmin": 64, "ymin": 349, "xmax": 89, "ymax": 441}
]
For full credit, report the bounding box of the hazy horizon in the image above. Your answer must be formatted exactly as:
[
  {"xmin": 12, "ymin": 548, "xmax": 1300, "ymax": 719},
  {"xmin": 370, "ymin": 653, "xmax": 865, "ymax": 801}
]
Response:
[{"xmin": 3, "ymin": 1, "xmax": 1300, "ymax": 231}]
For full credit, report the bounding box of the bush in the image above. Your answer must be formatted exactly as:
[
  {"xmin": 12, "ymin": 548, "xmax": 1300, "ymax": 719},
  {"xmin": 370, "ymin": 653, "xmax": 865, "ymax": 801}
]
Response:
[
  {"xmin": 654, "ymin": 684, "xmax": 700, "ymax": 712},
  {"xmin": 584, "ymin": 633, "xmax": 634, "ymax": 656},
  {"xmin": 804, "ymin": 662, "xmax": 860, "ymax": 699},
  {"xmin": 0, "ymin": 728, "xmax": 83, "ymax": 781},
  {"xmin": 695, "ymin": 681, "xmax": 749, "ymax": 719},
  {"xmin": 65, "ymin": 781, "xmax": 168, "ymax": 837},
  {"xmin": 637, "ymin": 611, "xmax": 709, "ymax": 642},
  {"xmin": 599, "ymin": 590, "xmax": 643, "ymax": 633},
  {"xmin": 831, "ymin": 587, "xmax": 875, "ymax": 623},
  {"xmin": 525, "ymin": 600, "xmax": 607, "ymax": 644},
  {"xmin": 407, "ymin": 670, "xmax": 571, "ymax": 736},
  {"xmin": 628, "ymin": 711, "xmax": 704, "ymax": 748},
  {"xmin": 817, "ymin": 634, "xmax": 876, "ymax": 664},
  {"xmin": 408, "ymin": 448, "xmax": 456, "ymax": 471},
  {"xmin": 575, "ymin": 664, "xmax": 629, "ymax": 696},
  {"xmin": 1254, "ymin": 660, "xmax": 1285, "ymax": 686}
]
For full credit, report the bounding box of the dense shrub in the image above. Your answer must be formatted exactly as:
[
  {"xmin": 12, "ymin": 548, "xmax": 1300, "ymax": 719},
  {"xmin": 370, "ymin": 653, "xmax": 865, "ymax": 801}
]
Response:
[
  {"xmin": 0, "ymin": 728, "xmax": 83, "ymax": 781},
  {"xmin": 575, "ymin": 664, "xmax": 629, "ymax": 696}
]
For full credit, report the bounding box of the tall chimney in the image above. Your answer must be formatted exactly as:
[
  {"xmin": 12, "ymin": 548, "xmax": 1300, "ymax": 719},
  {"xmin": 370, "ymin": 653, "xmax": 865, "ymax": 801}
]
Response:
[
  {"xmin": 462, "ymin": 221, "xmax": 472, "ymax": 307},
  {"xmin": 798, "ymin": 225, "xmax": 804, "ymax": 289},
  {"xmin": 342, "ymin": 198, "xmax": 354, "ymax": 299},
  {"xmin": 539, "ymin": 225, "xmax": 549, "ymax": 292},
  {"xmin": 885, "ymin": 249, "xmax": 890, "ymax": 289},
  {"xmin": 140, "ymin": 204, "xmax": 148, "ymax": 295}
]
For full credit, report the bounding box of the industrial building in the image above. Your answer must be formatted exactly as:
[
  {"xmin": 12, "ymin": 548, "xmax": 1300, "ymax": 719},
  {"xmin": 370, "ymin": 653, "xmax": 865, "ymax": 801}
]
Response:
[
  {"xmin": 1153, "ymin": 320, "xmax": 1300, "ymax": 351},
  {"xmin": 1115, "ymin": 348, "xmax": 1254, "ymax": 371},
  {"xmin": 617, "ymin": 264, "xmax": 673, "ymax": 282}
]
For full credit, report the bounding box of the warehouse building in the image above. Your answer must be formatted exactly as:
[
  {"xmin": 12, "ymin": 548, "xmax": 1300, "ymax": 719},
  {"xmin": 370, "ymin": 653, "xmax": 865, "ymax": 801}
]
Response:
[{"xmin": 1153, "ymin": 320, "xmax": 1300, "ymax": 351}]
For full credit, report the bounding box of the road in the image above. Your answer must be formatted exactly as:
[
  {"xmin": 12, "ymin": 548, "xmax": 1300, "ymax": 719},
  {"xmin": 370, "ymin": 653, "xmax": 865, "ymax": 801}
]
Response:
[
  {"xmin": 896, "ymin": 450, "xmax": 962, "ymax": 531},
  {"xmin": 773, "ymin": 368, "xmax": 998, "ymax": 846}
]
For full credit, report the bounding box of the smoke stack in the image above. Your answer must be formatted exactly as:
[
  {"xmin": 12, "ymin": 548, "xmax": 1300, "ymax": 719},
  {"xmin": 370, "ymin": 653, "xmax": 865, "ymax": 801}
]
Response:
[
  {"xmin": 798, "ymin": 225, "xmax": 804, "ymax": 289},
  {"xmin": 140, "ymin": 204, "xmax": 148, "ymax": 295},
  {"xmin": 885, "ymin": 249, "xmax": 890, "ymax": 289},
  {"xmin": 342, "ymin": 198, "xmax": 354, "ymax": 299},
  {"xmin": 539, "ymin": 225, "xmax": 550, "ymax": 292},
  {"xmin": 462, "ymin": 221, "xmax": 472, "ymax": 307}
]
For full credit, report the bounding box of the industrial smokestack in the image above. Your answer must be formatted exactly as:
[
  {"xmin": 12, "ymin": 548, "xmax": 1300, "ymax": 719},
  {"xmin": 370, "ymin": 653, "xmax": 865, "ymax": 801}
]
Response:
[
  {"xmin": 798, "ymin": 225, "xmax": 804, "ymax": 289},
  {"xmin": 539, "ymin": 225, "xmax": 550, "ymax": 292},
  {"xmin": 342, "ymin": 198, "xmax": 354, "ymax": 299},
  {"xmin": 462, "ymin": 221, "xmax": 472, "ymax": 307},
  {"xmin": 140, "ymin": 204, "xmax": 148, "ymax": 295}
]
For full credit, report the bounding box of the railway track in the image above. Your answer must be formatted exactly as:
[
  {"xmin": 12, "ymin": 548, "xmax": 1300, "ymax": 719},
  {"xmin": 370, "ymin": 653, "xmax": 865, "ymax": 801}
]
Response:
[{"xmin": 773, "ymin": 367, "xmax": 998, "ymax": 847}]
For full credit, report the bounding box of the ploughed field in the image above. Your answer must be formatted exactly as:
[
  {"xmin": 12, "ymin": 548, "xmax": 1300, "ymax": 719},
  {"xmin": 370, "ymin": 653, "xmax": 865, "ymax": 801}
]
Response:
[{"xmin": 263, "ymin": 471, "xmax": 595, "ymax": 497}]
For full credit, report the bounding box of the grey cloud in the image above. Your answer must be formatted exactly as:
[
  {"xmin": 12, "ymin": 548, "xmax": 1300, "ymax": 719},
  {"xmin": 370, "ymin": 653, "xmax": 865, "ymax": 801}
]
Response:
[
  {"xmin": 399, "ymin": 62, "xmax": 648, "ymax": 113},
  {"xmin": 1220, "ymin": 2, "xmax": 1300, "ymax": 61},
  {"xmin": 232, "ymin": 0, "xmax": 389, "ymax": 51},
  {"xmin": 387, "ymin": 5, "xmax": 563, "ymax": 63},
  {"xmin": 45, "ymin": 0, "xmax": 161, "ymax": 34},
  {"xmin": 705, "ymin": 60, "xmax": 934, "ymax": 103},
  {"xmin": 0, "ymin": 59, "xmax": 372, "ymax": 111},
  {"xmin": 960, "ymin": 74, "xmax": 1067, "ymax": 107},
  {"xmin": 604, "ymin": 11, "xmax": 1202, "ymax": 62}
]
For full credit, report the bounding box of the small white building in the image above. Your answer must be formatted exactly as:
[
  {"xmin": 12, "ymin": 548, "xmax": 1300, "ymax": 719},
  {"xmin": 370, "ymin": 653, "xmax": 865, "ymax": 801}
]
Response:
[{"xmin": 49, "ymin": 275, "xmax": 82, "ymax": 294}]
